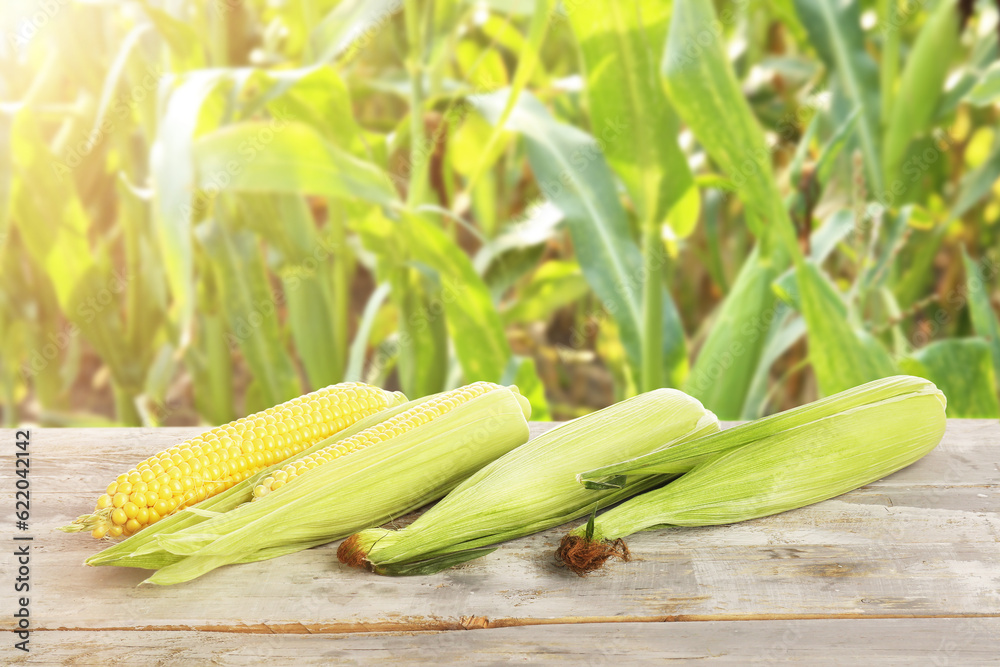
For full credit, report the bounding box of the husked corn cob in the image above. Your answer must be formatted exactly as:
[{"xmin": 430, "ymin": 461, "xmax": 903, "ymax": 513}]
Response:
[
  {"xmin": 85, "ymin": 394, "xmax": 425, "ymax": 571},
  {"xmin": 338, "ymin": 388, "xmax": 719, "ymax": 576},
  {"xmin": 88, "ymin": 383, "xmax": 532, "ymax": 585},
  {"xmin": 557, "ymin": 376, "xmax": 947, "ymax": 574},
  {"xmin": 64, "ymin": 383, "xmax": 405, "ymax": 539}
]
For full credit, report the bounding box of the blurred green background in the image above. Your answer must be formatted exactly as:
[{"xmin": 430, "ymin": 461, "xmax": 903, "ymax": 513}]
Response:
[{"xmin": 0, "ymin": 0, "xmax": 998, "ymax": 427}]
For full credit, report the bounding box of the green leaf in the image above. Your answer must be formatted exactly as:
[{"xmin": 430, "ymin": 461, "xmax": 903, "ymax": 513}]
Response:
[
  {"xmin": 794, "ymin": 0, "xmax": 883, "ymax": 193},
  {"xmin": 962, "ymin": 248, "xmax": 1000, "ymax": 392},
  {"xmin": 10, "ymin": 113, "xmax": 143, "ymax": 419},
  {"xmin": 283, "ymin": 266, "xmax": 344, "ymax": 390},
  {"xmin": 788, "ymin": 110, "xmax": 822, "ymax": 188},
  {"xmin": 91, "ymin": 25, "xmax": 152, "ymax": 145},
  {"xmin": 504, "ymin": 355, "xmax": 551, "ymax": 421},
  {"xmin": 153, "ymin": 70, "xmax": 230, "ymax": 340},
  {"xmin": 474, "ymin": 202, "xmax": 563, "ymax": 299},
  {"xmin": 195, "ymin": 218, "xmax": 300, "ymax": 408},
  {"xmin": 259, "ymin": 68, "xmax": 365, "ymax": 153},
  {"xmin": 878, "ymin": 0, "xmax": 900, "ymax": 128},
  {"xmin": 882, "ymin": 0, "xmax": 959, "ymax": 191},
  {"xmin": 136, "ymin": 0, "xmax": 205, "ymax": 70},
  {"xmin": 664, "ymin": 184, "xmax": 701, "ymax": 240},
  {"xmin": 798, "ymin": 260, "xmax": 897, "ymax": 396},
  {"xmin": 773, "ymin": 209, "xmax": 856, "ymax": 308},
  {"xmin": 310, "ymin": 0, "xmax": 403, "ymax": 64},
  {"xmin": 965, "ymin": 61, "xmax": 1000, "ymax": 107},
  {"xmin": 473, "ymin": 90, "xmax": 687, "ymax": 387},
  {"xmin": 345, "ymin": 283, "xmax": 391, "ymax": 383},
  {"xmin": 186, "ymin": 310, "xmax": 234, "ymax": 425},
  {"xmin": 400, "ymin": 212, "xmax": 511, "ymax": 383},
  {"xmin": 394, "ymin": 269, "xmax": 450, "ymax": 398},
  {"xmin": 815, "ymin": 108, "xmax": 860, "ymax": 186},
  {"xmin": 242, "ymin": 194, "xmax": 347, "ymax": 390},
  {"xmin": 117, "ymin": 176, "xmax": 167, "ymax": 375},
  {"xmin": 952, "ymin": 135, "xmax": 1000, "ymax": 218},
  {"xmin": 861, "ymin": 205, "xmax": 914, "ymax": 292},
  {"xmin": 900, "ymin": 340, "xmax": 999, "ymax": 418},
  {"xmin": 352, "ymin": 209, "xmax": 448, "ymax": 397},
  {"xmin": 0, "ymin": 110, "xmax": 11, "ymax": 241},
  {"xmin": 501, "ymin": 260, "xmax": 589, "ymax": 325},
  {"xmin": 894, "ymin": 224, "xmax": 948, "ymax": 309},
  {"xmin": 741, "ymin": 309, "xmax": 806, "ymax": 419},
  {"xmin": 460, "ymin": 0, "xmax": 556, "ymax": 196},
  {"xmin": 476, "ymin": 0, "xmax": 537, "ymax": 15},
  {"xmin": 662, "ymin": 0, "xmax": 795, "ymax": 253},
  {"xmin": 684, "ymin": 249, "xmax": 778, "ymax": 420},
  {"xmin": 570, "ymin": 0, "xmax": 695, "ymax": 229},
  {"xmin": 193, "ymin": 122, "xmax": 398, "ymax": 206}
]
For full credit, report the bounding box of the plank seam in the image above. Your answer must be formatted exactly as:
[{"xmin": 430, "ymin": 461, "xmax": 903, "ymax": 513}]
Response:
[{"xmin": 17, "ymin": 612, "xmax": 1000, "ymax": 635}]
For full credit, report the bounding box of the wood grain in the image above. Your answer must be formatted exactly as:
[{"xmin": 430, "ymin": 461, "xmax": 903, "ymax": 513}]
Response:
[
  {"xmin": 6, "ymin": 619, "xmax": 1000, "ymax": 665},
  {"xmin": 0, "ymin": 420, "xmax": 996, "ymax": 661}
]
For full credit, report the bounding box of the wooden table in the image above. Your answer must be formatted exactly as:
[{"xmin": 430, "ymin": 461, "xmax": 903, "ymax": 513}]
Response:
[{"xmin": 2, "ymin": 421, "xmax": 998, "ymax": 664}]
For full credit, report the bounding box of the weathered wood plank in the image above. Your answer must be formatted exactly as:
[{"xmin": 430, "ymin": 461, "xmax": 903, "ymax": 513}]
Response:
[
  {"xmin": 6, "ymin": 419, "xmax": 999, "ymax": 490},
  {"xmin": 8, "ymin": 619, "xmax": 1000, "ymax": 665},
  {"xmin": 0, "ymin": 421, "xmax": 996, "ymax": 634}
]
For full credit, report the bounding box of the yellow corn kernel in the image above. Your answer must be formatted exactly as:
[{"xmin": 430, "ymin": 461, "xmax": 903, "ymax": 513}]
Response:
[
  {"xmin": 67, "ymin": 383, "xmax": 405, "ymax": 539},
  {"xmin": 253, "ymin": 382, "xmax": 499, "ymax": 499}
]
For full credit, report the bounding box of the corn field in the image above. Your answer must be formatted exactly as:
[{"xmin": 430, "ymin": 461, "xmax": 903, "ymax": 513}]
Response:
[{"xmin": 1, "ymin": 0, "xmax": 998, "ymax": 427}]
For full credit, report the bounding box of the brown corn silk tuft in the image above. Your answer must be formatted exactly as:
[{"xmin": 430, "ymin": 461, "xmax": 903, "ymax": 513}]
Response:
[
  {"xmin": 337, "ymin": 534, "xmax": 368, "ymax": 569},
  {"xmin": 555, "ymin": 535, "xmax": 630, "ymax": 576},
  {"xmin": 557, "ymin": 376, "xmax": 947, "ymax": 574}
]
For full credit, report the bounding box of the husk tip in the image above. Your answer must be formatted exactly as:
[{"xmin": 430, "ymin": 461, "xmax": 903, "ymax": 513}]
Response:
[
  {"xmin": 555, "ymin": 534, "xmax": 630, "ymax": 576},
  {"xmin": 337, "ymin": 534, "xmax": 369, "ymax": 569}
]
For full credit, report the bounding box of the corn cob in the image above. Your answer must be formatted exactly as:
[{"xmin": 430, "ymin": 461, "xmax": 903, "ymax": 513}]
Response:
[
  {"xmin": 251, "ymin": 382, "xmax": 501, "ymax": 500},
  {"xmin": 338, "ymin": 389, "xmax": 719, "ymax": 576},
  {"xmin": 63, "ymin": 382, "xmax": 405, "ymax": 539},
  {"xmin": 557, "ymin": 376, "xmax": 947, "ymax": 575},
  {"xmin": 86, "ymin": 393, "xmax": 424, "ymax": 571},
  {"xmin": 89, "ymin": 383, "xmax": 532, "ymax": 585}
]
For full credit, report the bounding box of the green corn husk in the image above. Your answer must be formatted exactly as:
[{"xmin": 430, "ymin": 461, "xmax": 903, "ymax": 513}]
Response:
[
  {"xmin": 576, "ymin": 375, "xmax": 943, "ymax": 490},
  {"xmin": 556, "ymin": 376, "xmax": 947, "ymax": 574},
  {"xmin": 85, "ymin": 391, "xmax": 413, "ymax": 570},
  {"xmin": 88, "ymin": 385, "xmax": 532, "ymax": 585},
  {"xmin": 338, "ymin": 389, "xmax": 720, "ymax": 576}
]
